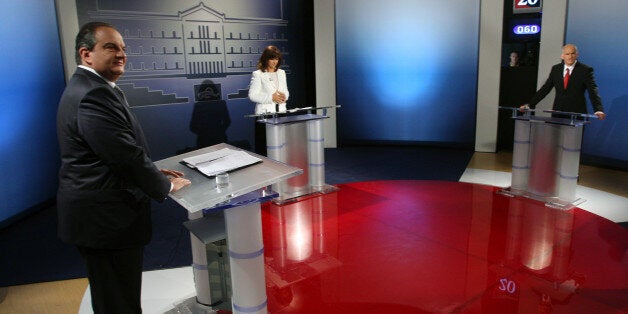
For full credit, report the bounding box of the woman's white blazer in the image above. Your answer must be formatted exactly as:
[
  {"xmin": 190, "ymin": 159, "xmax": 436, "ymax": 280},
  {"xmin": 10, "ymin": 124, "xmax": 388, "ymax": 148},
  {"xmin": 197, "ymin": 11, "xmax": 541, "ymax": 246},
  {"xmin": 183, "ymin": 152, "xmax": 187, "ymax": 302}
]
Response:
[{"xmin": 248, "ymin": 69, "xmax": 289, "ymax": 114}]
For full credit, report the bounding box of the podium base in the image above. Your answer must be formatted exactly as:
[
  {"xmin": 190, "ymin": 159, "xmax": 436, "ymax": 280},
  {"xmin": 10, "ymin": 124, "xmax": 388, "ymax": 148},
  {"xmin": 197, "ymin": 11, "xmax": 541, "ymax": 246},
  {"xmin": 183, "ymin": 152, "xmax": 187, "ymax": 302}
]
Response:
[
  {"xmin": 497, "ymin": 187, "xmax": 586, "ymax": 210},
  {"xmin": 166, "ymin": 296, "xmax": 231, "ymax": 314},
  {"xmin": 272, "ymin": 184, "xmax": 339, "ymax": 205}
]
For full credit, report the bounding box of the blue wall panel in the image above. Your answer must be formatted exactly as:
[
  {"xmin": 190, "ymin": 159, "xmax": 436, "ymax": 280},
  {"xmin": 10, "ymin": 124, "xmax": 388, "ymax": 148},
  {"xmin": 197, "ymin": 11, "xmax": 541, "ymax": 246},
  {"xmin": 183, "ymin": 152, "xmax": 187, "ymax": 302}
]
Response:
[
  {"xmin": 566, "ymin": 0, "xmax": 628, "ymax": 166},
  {"xmin": 336, "ymin": 0, "xmax": 480, "ymax": 146},
  {"xmin": 0, "ymin": 1, "xmax": 65, "ymax": 224}
]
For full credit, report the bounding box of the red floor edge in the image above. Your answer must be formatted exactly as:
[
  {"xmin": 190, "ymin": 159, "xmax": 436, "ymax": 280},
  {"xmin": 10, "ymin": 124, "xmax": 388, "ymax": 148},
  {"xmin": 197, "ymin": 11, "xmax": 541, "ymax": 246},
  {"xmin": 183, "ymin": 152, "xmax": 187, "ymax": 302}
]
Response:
[{"xmin": 258, "ymin": 180, "xmax": 627, "ymax": 314}]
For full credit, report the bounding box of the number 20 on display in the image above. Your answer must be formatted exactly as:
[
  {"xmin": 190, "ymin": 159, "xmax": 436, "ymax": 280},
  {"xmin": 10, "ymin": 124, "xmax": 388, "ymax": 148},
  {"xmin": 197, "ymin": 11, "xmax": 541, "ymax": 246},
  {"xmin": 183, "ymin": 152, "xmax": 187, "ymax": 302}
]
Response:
[
  {"xmin": 514, "ymin": 0, "xmax": 542, "ymax": 12},
  {"xmin": 516, "ymin": 0, "xmax": 540, "ymax": 8}
]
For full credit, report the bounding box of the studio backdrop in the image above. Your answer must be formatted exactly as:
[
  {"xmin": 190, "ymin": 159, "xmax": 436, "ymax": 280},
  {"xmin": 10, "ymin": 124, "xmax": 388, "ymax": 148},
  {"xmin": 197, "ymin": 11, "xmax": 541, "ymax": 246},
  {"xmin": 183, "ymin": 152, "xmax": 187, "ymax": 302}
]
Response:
[{"xmin": 66, "ymin": 0, "xmax": 315, "ymax": 160}]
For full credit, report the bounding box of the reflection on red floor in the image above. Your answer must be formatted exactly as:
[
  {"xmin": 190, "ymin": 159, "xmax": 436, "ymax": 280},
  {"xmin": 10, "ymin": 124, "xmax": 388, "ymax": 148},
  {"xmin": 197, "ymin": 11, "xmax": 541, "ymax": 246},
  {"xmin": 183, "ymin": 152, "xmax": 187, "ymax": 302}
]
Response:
[{"xmin": 261, "ymin": 181, "xmax": 628, "ymax": 314}]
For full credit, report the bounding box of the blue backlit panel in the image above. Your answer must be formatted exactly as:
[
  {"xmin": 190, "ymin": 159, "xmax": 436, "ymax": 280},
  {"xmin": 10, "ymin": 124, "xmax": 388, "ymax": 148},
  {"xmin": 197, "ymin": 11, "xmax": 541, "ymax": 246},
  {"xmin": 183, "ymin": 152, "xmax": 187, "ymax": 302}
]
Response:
[
  {"xmin": 0, "ymin": 1, "xmax": 65, "ymax": 223},
  {"xmin": 566, "ymin": 0, "xmax": 628, "ymax": 165},
  {"xmin": 336, "ymin": 0, "xmax": 480, "ymax": 145}
]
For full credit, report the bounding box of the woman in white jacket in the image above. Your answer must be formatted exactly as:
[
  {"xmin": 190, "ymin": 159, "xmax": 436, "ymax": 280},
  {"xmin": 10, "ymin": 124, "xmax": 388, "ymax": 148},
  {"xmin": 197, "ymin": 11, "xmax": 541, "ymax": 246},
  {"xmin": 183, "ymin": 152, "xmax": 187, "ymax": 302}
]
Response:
[
  {"xmin": 248, "ymin": 45, "xmax": 289, "ymax": 153},
  {"xmin": 248, "ymin": 45, "xmax": 289, "ymax": 114}
]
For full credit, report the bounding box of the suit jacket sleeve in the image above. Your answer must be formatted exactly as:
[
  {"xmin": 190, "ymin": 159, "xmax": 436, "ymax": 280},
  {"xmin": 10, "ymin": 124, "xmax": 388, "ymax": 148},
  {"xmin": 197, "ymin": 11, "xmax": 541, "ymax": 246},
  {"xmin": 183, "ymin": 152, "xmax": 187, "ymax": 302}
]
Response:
[
  {"xmin": 279, "ymin": 69, "xmax": 289, "ymax": 101},
  {"xmin": 77, "ymin": 87, "xmax": 171, "ymax": 201},
  {"xmin": 584, "ymin": 66, "xmax": 604, "ymax": 112},
  {"xmin": 248, "ymin": 70, "xmax": 272, "ymax": 104},
  {"xmin": 529, "ymin": 65, "xmax": 560, "ymax": 108}
]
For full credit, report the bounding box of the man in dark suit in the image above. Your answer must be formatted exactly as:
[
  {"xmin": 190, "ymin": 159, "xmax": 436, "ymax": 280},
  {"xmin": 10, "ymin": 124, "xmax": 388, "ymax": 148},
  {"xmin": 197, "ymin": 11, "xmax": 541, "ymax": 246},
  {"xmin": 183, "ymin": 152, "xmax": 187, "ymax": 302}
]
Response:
[
  {"xmin": 56, "ymin": 21, "xmax": 191, "ymax": 313},
  {"xmin": 521, "ymin": 44, "xmax": 606, "ymax": 120}
]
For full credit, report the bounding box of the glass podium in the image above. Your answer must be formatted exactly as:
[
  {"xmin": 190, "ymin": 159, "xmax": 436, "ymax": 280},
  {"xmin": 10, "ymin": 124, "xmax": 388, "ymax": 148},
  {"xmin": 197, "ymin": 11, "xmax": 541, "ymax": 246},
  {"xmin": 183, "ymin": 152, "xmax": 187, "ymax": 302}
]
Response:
[
  {"xmin": 246, "ymin": 106, "xmax": 340, "ymax": 204},
  {"xmin": 498, "ymin": 107, "xmax": 598, "ymax": 209},
  {"xmin": 155, "ymin": 143, "xmax": 302, "ymax": 314}
]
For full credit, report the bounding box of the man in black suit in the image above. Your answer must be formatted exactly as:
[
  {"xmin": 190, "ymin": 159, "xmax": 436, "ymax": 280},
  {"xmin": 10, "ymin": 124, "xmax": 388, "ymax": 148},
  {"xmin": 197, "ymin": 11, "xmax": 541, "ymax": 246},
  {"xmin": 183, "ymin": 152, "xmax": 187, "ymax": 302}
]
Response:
[
  {"xmin": 521, "ymin": 44, "xmax": 606, "ymax": 120},
  {"xmin": 56, "ymin": 21, "xmax": 191, "ymax": 313}
]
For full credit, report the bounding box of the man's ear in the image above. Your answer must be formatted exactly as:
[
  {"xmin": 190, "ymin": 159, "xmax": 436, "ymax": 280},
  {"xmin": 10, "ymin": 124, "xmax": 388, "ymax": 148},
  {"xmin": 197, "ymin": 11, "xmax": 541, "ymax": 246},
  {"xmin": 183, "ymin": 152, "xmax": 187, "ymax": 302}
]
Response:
[{"xmin": 79, "ymin": 47, "xmax": 91, "ymax": 65}]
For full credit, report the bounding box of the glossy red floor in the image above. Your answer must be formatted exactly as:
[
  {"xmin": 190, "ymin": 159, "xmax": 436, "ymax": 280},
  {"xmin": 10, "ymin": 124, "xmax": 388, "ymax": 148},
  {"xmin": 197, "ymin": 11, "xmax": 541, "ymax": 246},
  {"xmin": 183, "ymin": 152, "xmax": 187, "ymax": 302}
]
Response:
[{"xmin": 260, "ymin": 181, "xmax": 628, "ymax": 314}]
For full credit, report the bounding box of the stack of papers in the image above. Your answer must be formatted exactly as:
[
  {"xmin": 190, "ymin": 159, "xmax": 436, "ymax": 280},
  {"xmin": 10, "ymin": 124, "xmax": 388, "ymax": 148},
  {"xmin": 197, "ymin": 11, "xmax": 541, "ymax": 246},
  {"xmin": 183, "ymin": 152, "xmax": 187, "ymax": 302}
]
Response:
[{"xmin": 181, "ymin": 148, "xmax": 262, "ymax": 177}]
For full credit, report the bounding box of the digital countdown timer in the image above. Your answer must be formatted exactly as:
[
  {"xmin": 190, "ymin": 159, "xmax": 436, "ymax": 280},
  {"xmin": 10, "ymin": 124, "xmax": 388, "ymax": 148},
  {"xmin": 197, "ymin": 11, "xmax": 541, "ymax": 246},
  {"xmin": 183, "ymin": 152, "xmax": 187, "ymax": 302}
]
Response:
[{"xmin": 513, "ymin": 24, "xmax": 541, "ymax": 35}]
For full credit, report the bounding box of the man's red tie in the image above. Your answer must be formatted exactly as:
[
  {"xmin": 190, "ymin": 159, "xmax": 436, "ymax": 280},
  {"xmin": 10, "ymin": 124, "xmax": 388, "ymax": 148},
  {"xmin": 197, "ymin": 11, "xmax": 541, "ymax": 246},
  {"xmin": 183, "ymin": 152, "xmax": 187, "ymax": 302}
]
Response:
[{"xmin": 564, "ymin": 68, "xmax": 570, "ymax": 89}]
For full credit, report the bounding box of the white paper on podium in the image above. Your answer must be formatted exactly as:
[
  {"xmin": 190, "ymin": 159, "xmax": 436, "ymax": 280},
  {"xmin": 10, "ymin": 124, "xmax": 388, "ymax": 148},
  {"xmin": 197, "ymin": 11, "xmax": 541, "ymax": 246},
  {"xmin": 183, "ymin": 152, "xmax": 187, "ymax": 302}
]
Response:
[{"xmin": 181, "ymin": 148, "xmax": 262, "ymax": 177}]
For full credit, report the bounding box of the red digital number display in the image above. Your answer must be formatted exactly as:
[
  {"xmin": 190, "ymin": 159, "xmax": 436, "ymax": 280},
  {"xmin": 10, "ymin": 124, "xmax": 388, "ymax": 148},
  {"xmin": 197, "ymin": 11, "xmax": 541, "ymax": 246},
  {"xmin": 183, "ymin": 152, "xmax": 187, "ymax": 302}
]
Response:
[{"xmin": 513, "ymin": 0, "xmax": 542, "ymax": 14}]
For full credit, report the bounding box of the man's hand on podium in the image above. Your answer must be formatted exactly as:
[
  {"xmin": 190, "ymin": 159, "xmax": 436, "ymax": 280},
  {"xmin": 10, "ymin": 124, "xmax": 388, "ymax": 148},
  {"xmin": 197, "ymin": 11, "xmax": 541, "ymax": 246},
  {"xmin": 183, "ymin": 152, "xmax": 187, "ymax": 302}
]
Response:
[
  {"xmin": 170, "ymin": 177, "xmax": 191, "ymax": 192},
  {"xmin": 161, "ymin": 169, "xmax": 192, "ymax": 192}
]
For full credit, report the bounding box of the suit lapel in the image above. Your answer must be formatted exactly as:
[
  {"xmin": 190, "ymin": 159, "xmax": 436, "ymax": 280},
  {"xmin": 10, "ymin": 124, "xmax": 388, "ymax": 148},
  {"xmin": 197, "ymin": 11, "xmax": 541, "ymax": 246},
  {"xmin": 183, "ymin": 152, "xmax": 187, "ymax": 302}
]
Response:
[{"xmin": 565, "ymin": 63, "xmax": 583, "ymax": 90}]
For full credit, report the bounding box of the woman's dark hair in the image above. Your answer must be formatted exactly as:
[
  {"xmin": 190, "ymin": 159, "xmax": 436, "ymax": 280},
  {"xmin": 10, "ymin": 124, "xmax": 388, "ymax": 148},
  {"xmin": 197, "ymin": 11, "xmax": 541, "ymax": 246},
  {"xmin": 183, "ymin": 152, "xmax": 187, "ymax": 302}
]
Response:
[
  {"xmin": 74, "ymin": 21, "xmax": 115, "ymax": 65},
  {"xmin": 256, "ymin": 45, "xmax": 282, "ymax": 72}
]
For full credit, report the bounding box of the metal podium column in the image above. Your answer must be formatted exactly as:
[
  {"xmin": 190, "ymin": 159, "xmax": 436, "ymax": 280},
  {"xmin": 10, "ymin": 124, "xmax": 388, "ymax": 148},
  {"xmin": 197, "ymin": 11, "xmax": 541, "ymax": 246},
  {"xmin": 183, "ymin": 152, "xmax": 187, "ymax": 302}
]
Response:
[
  {"xmin": 188, "ymin": 210, "xmax": 214, "ymax": 306},
  {"xmin": 267, "ymin": 121, "xmax": 310, "ymax": 198},
  {"xmin": 266, "ymin": 122, "xmax": 286, "ymax": 164},
  {"xmin": 527, "ymin": 122, "xmax": 560, "ymax": 197},
  {"xmin": 224, "ymin": 202, "xmax": 267, "ymax": 314},
  {"xmin": 511, "ymin": 119, "xmax": 531, "ymax": 192},
  {"xmin": 556, "ymin": 125, "xmax": 583, "ymax": 202},
  {"xmin": 307, "ymin": 118, "xmax": 325, "ymax": 188}
]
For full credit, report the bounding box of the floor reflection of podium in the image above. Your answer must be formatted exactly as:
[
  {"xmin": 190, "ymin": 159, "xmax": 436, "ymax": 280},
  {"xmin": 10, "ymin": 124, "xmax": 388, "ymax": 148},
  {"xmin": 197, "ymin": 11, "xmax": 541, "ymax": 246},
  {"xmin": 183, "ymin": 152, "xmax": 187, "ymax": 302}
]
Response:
[
  {"xmin": 498, "ymin": 108, "xmax": 598, "ymax": 209},
  {"xmin": 263, "ymin": 192, "xmax": 342, "ymax": 308},
  {"xmin": 484, "ymin": 195, "xmax": 580, "ymax": 313},
  {"xmin": 155, "ymin": 143, "xmax": 301, "ymax": 314}
]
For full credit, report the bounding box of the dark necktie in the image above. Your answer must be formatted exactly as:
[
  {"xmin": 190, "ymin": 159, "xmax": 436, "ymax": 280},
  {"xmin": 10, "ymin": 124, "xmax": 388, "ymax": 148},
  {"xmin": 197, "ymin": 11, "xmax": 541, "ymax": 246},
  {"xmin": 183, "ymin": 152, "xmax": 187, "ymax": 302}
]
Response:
[{"xmin": 563, "ymin": 68, "xmax": 570, "ymax": 89}]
